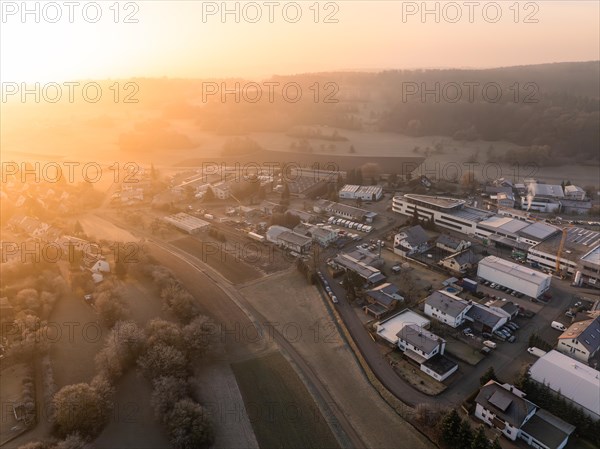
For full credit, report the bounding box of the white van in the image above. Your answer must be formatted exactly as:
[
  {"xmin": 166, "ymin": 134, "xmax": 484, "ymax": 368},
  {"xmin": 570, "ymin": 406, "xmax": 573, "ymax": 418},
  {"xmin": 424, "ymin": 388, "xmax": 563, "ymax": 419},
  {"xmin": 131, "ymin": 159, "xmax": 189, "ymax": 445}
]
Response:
[
  {"xmin": 483, "ymin": 340, "xmax": 497, "ymax": 349},
  {"xmin": 551, "ymin": 321, "xmax": 567, "ymax": 331}
]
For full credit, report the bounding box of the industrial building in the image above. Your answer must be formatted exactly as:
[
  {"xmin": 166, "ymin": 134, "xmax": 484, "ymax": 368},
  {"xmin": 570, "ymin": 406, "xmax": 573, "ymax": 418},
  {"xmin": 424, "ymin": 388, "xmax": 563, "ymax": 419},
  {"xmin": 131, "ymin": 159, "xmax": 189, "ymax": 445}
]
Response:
[
  {"xmin": 163, "ymin": 213, "xmax": 210, "ymax": 234},
  {"xmin": 527, "ymin": 227, "xmax": 600, "ymax": 288},
  {"xmin": 477, "ymin": 256, "xmax": 551, "ymax": 298},
  {"xmin": 392, "ymin": 194, "xmax": 494, "ymax": 235},
  {"xmin": 529, "ymin": 350, "xmax": 600, "ymax": 421},
  {"xmin": 333, "ymin": 249, "xmax": 385, "ymax": 284},
  {"xmin": 314, "ymin": 199, "xmax": 377, "ymax": 223},
  {"xmin": 338, "ymin": 184, "xmax": 383, "ymax": 201},
  {"xmin": 520, "ymin": 183, "xmax": 564, "ymax": 213}
]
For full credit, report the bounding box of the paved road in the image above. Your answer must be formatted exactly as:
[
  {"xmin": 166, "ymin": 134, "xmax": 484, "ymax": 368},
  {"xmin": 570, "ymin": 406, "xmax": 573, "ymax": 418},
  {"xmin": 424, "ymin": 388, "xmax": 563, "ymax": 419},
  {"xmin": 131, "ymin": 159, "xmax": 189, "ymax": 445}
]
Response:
[{"xmin": 315, "ymin": 213, "xmax": 600, "ymax": 407}]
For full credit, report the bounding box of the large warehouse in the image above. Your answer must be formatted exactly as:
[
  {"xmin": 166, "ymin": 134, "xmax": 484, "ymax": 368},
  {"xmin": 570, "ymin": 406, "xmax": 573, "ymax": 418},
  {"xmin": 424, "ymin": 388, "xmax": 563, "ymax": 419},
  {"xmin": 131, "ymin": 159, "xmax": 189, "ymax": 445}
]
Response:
[
  {"xmin": 338, "ymin": 185, "xmax": 383, "ymax": 201},
  {"xmin": 163, "ymin": 213, "xmax": 210, "ymax": 234},
  {"xmin": 477, "ymin": 256, "xmax": 551, "ymax": 298}
]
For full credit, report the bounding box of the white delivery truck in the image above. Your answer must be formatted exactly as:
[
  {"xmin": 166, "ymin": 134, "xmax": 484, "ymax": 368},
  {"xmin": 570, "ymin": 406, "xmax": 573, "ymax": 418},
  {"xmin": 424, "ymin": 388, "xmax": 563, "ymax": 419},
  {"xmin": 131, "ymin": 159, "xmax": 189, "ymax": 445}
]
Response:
[
  {"xmin": 551, "ymin": 321, "xmax": 567, "ymax": 331},
  {"xmin": 527, "ymin": 347, "xmax": 547, "ymax": 357}
]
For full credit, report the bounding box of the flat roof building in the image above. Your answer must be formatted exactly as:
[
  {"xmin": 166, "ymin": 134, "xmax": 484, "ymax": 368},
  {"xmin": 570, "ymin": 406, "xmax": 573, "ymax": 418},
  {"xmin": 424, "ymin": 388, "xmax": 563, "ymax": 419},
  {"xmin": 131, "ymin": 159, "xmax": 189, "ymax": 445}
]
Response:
[
  {"xmin": 375, "ymin": 309, "xmax": 430, "ymax": 345},
  {"xmin": 478, "ymin": 256, "xmax": 551, "ymax": 298},
  {"xmin": 338, "ymin": 185, "xmax": 383, "ymax": 201},
  {"xmin": 163, "ymin": 213, "xmax": 210, "ymax": 234},
  {"xmin": 528, "ymin": 227, "xmax": 600, "ymax": 288}
]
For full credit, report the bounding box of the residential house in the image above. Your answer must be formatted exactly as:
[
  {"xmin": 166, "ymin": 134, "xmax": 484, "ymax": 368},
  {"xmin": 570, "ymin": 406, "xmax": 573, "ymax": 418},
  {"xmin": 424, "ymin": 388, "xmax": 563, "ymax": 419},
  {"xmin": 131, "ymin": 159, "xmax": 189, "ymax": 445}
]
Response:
[
  {"xmin": 556, "ymin": 316, "xmax": 600, "ymax": 364},
  {"xmin": 435, "ymin": 234, "xmax": 471, "ymax": 253},
  {"xmin": 364, "ymin": 283, "xmax": 403, "ymax": 318},
  {"xmin": 293, "ymin": 223, "xmax": 337, "ymax": 247},
  {"xmin": 465, "ymin": 303, "xmax": 509, "ymax": 333},
  {"xmin": 210, "ymin": 181, "xmax": 232, "ymax": 200},
  {"xmin": 276, "ymin": 231, "xmax": 312, "ymax": 254},
  {"xmin": 475, "ymin": 381, "xmax": 575, "ymax": 449},
  {"xmin": 439, "ymin": 249, "xmax": 477, "ymax": 274},
  {"xmin": 266, "ymin": 225, "xmax": 290, "ymax": 244},
  {"xmin": 393, "ymin": 225, "xmax": 431, "ymax": 257},
  {"xmin": 397, "ymin": 324, "xmax": 458, "ymax": 381},
  {"xmin": 424, "ymin": 290, "xmax": 472, "ymax": 328}
]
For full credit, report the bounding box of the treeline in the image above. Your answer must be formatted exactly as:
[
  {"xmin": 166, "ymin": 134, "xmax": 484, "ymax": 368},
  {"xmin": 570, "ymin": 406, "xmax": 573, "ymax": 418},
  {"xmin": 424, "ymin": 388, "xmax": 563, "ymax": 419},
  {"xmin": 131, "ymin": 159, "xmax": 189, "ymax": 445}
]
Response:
[
  {"xmin": 20, "ymin": 259, "xmax": 216, "ymax": 449},
  {"xmin": 439, "ymin": 409, "xmax": 501, "ymax": 449},
  {"xmin": 151, "ymin": 62, "xmax": 599, "ymax": 164},
  {"xmin": 527, "ymin": 333, "xmax": 553, "ymax": 352}
]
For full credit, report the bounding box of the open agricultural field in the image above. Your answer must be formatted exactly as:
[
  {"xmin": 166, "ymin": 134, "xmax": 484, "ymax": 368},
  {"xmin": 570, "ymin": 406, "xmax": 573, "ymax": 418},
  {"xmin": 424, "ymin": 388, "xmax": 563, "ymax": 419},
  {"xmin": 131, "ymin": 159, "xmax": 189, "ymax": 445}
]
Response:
[
  {"xmin": 170, "ymin": 235, "xmax": 263, "ymax": 285},
  {"xmin": 231, "ymin": 352, "xmax": 340, "ymax": 449}
]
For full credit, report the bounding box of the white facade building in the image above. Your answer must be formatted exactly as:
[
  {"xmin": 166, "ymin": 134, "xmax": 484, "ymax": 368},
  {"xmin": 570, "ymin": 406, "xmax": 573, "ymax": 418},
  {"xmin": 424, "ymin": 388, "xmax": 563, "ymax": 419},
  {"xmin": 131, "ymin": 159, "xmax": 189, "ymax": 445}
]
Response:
[
  {"xmin": 477, "ymin": 256, "xmax": 551, "ymax": 298},
  {"xmin": 338, "ymin": 185, "xmax": 383, "ymax": 201},
  {"xmin": 424, "ymin": 290, "xmax": 472, "ymax": 328}
]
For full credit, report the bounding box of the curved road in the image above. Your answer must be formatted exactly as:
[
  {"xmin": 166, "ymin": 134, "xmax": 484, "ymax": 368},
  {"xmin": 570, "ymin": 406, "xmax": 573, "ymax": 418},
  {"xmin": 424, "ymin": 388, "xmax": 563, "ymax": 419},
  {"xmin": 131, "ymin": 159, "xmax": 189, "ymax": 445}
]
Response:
[{"xmin": 98, "ymin": 214, "xmax": 367, "ymax": 449}]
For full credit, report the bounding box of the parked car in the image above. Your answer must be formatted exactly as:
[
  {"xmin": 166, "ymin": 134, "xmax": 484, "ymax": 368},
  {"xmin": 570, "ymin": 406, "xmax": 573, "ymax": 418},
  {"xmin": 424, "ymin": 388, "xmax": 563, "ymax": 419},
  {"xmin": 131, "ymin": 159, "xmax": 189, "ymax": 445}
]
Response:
[
  {"xmin": 490, "ymin": 283, "xmax": 497, "ymax": 289},
  {"xmin": 463, "ymin": 327, "xmax": 473, "ymax": 335},
  {"xmin": 507, "ymin": 335, "xmax": 516, "ymax": 343},
  {"xmin": 480, "ymin": 347, "xmax": 492, "ymax": 355},
  {"xmin": 494, "ymin": 331, "xmax": 507, "ymax": 341},
  {"xmin": 506, "ymin": 322, "xmax": 519, "ymax": 331},
  {"xmin": 330, "ymin": 295, "xmax": 339, "ymax": 304},
  {"xmin": 565, "ymin": 310, "xmax": 575, "ymax": 318},
  {"xmin": 483, "ymin": 340, "xmax": 497, "ymax": 349},
  {"xmin": 482, "ymin": 332, "xmax": 493, "ymax": 339},
  {"xmin": 464, "ymin": 331, "xmax": 475, "ymax": 338}
]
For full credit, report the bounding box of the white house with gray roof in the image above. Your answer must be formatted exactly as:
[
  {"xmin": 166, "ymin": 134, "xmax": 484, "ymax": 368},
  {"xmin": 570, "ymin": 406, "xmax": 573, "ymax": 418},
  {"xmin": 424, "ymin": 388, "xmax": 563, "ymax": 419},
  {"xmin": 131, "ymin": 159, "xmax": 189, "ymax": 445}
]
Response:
[
  {"xmin": 424, "ymin": 290, "xmax": 472, "ymax": 328},
  {"xmin": 393, "ymin": 225, "xmax": 431, "ymax": 257},
  {"xmin": 475, "ymin": 380, "xmax": 576, "ymax": 449},
  {"xmin": 557, "ymin": 316, "xmax": 600, "ymax": 364}
]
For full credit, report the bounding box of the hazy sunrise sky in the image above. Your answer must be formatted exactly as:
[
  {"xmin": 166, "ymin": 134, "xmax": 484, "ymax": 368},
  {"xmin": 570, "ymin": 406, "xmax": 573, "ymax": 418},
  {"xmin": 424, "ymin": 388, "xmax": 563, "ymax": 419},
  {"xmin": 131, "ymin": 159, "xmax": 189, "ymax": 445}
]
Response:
[{"xmin": 1, "ymin": 1, "xmax": 599, "ymax": 82}]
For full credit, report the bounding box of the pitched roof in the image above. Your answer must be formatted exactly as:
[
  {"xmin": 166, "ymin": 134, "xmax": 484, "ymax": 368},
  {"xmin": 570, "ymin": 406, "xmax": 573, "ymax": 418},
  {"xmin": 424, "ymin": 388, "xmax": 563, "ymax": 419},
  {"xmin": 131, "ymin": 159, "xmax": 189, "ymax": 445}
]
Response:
[
  {"xmin": 466, "ymin": 303, "xmax": 506, "ymax": 328},
  {"xmin": 278, "ymin": 231, "xmax": 312, "ymax": 247},
  {"xmin": 475, "ymin": 381, "xmax": 537, "ymax": 428},
  {"xmin": 398, "ymin": 225, "xmax": 429, "ymax": 247},
  {"xmin": 451, "ymin": 249, "xmax": 476, "ymax": 266},
  {"xmin": 366, "ymin": 283, "xmax": 402, "ymax": 308},
  {"xmin": 520, "ymin": 409, "xmax": 575, "ymax": 449},
  {"xmin": 558, "ymin": 316, "xmax": 600, "ymax": 354},
  {"xmin": 425, "ymin": 291, "xmax": 471, "ymax": 318},
  {"xmin": 397, "ymin": 324, "xmax": 443, "ymax": 354},
  {"xmin": 436, "ymin": 234, "xmax": 464, "ymax": 250}
]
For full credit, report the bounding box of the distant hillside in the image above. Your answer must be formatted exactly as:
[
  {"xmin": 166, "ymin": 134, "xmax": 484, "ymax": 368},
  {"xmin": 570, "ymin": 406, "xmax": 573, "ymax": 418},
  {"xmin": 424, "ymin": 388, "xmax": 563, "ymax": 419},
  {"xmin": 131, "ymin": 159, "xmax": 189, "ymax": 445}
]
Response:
[{"xmin": 2, "ymin": 62, "xmax": 598, "ymax": 166}]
